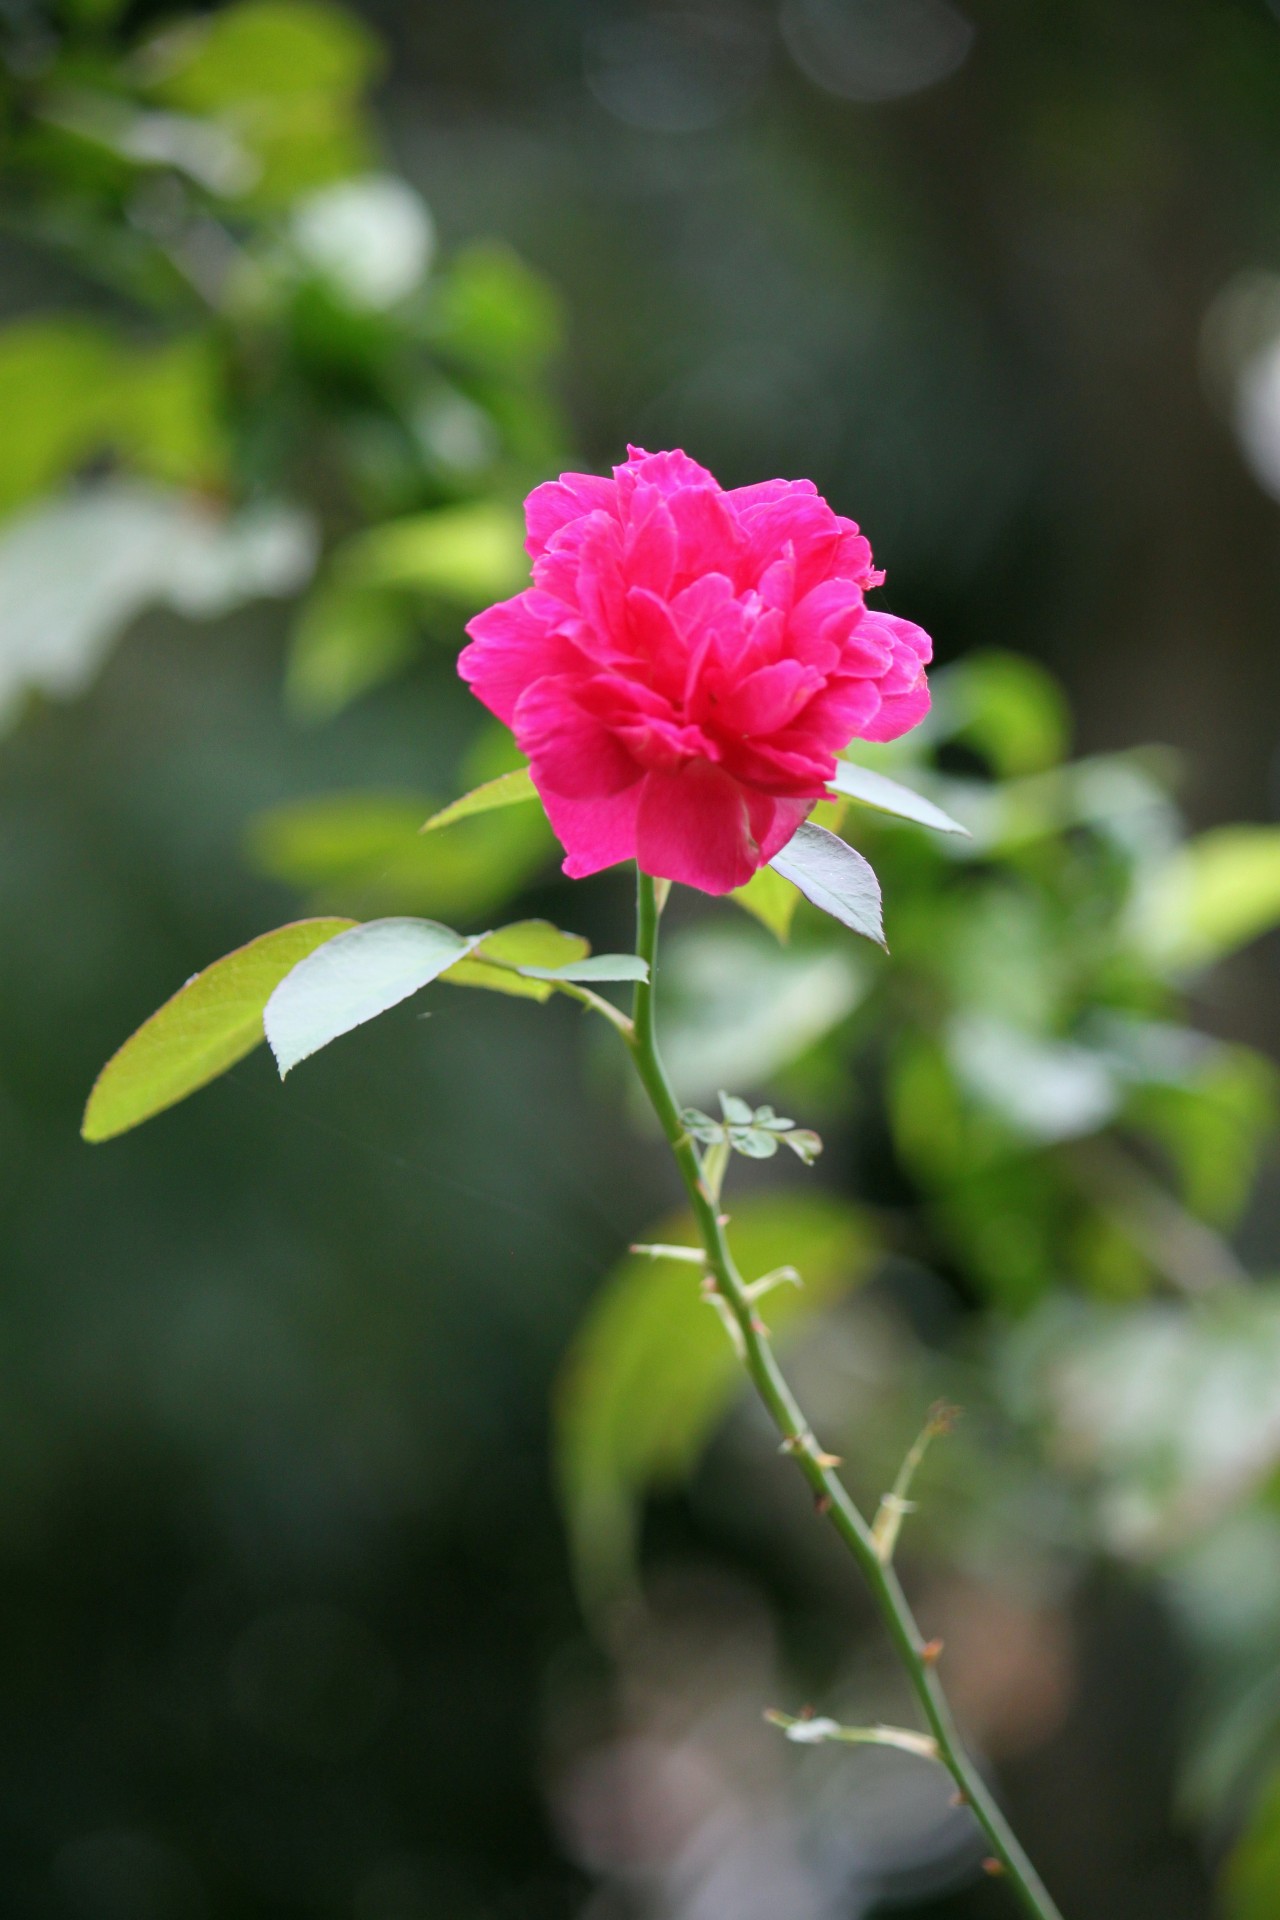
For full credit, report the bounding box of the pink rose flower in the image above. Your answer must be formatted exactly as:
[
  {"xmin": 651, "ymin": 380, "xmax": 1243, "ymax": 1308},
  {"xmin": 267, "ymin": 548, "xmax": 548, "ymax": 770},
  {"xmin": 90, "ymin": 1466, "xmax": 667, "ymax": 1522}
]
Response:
[{"xmin": 458, "ymin": 446, "xmax": 932, "ymax": 895}]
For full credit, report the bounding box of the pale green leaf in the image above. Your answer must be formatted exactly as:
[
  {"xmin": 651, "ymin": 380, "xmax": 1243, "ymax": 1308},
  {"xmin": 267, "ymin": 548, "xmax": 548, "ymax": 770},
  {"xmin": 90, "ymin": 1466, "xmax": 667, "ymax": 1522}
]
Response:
[
  {"xmin": 289, "ymin": 174, "xmax": 434, "ymax": 311},
  {"xmin": 264, "ymin": 917, "xmax": 480, "ymax": 1076},
  {"xmin": 443, "ymin": 920, "xmax": 589, "ymax": 1002},
  {"xmin": 518, "ymin": 954, "xmax": 647, "ymax": 984},
  {"xmin": 730, "ymin": 799, "xmax": 850, "ymax": 943},
  {"xmin": 662, "ymin": 925, "xmax": 865, "ymax": 1101},
  {"xmin": 0, "ymin": 482, "xmax": 314, "ymax": 729},
  {"xmin": 82, "ymin": 917, "xmax": 353, "ymax": 1142},
  {"xmin": 555, "ymin": 1193, "xmax": 874, "ymax": 1616},
  {"xmin": 829, "ymin": 758, "xmax": 970, "ymax": 836},
  {"xmin": 429, "ymin": 243, "xmax": 562, "ymax": 372},
  {"xmin": 421, "ymin": 766, "xmax": 537, "ymax": 832},
  {"xmin": 770, "ymin": 823, "xmax": 886, "ymax": 948}
]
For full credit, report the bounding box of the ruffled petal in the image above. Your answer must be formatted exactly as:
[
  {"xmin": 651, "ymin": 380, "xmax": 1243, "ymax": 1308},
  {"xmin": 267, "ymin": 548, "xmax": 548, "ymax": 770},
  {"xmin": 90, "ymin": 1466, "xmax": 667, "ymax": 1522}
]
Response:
[
  {"xmin": 540, "ymin": 780, "xmax": 644, "ymax": 879},
  {"xmin": 618, "ymin": 446, "xmax": 720, "ymax": 497},
  {"xmin": 524, "ymin": 472, "xmax": 618, "ymax": 558},
  {"xmin": 859, "ymin": 674, "xmax": 931, "ymax": 742},
  {"xmin": 714, "ymin": 658, "xmax": 826, "ymax": 737},
  {"xmin": 513, "ymin": 676, "xmax": 640, "ymax": 799},
  {"xmin": 635, "ymin": 762, "xmax": 763, "ymax": 893},
  {"xmin": 459, "ymin": 591, "xmax": 579, "ymax": 726}
]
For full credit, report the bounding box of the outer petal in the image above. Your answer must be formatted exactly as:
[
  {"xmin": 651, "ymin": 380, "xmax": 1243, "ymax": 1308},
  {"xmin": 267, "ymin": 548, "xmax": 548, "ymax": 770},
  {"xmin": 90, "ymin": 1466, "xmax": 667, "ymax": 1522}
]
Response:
[
  {"xmin": 459, "ymin": 590, "xmax": 578, "ymax": 726},
  {"xmin": 540, "ymin": 781, "xmax": 643, "ymax": 879},
  {"xmin": 513, "ymin": 676, "xmax": 639, "ymax": 799},
  {"xmin": 635, "ymin": 761, "xmax": 764, "ymax": 893},
  {"xmin": 799, "ymin": 675, "xmax": 884, "ymax": 748},
  {"xmin": 754, "ymin": 794, "xmax": 812, "ymax": 864},
  {"xmin": 723, "ymin": 476, "xmax": 818, "ymax": 513},
  {"xmin": 857, "ymin": 609, "xmax": 933, "ymax": 668},
  {"xmin": 618, "ymin": 446, "xmax": 720, "ymax": 497},
  {"xmin": 735, "ymin": 494, "xmax": 843, "ymax": 596},
  {"xmin": 859, "ymin": 675, "xmax": 931, "ymax": 742},
  {"xmin": 524, "ymin": 472, "xmax": 618, "ymax": 558}
]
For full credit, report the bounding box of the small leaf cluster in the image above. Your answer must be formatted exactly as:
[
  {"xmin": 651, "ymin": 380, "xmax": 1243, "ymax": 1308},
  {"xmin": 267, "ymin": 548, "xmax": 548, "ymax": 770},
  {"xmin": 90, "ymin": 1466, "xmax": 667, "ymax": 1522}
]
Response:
[
  {"xmin": 681, "ymin": 1092, "xmax": 822, "ymax": 1166},
  {"xmin": 0, "ymin": 0, "xmax": 565, "ymax": 732}
]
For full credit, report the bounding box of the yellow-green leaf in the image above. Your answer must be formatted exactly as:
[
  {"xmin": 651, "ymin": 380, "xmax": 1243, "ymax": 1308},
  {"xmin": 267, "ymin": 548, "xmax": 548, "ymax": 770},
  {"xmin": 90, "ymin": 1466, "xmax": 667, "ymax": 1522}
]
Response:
[
  {"xmin": 1138, "ymin": 826, "xmax": 1280, "ymax": 970},
  {"xmin": 82, "ymin": 918, "xmax": 353, "ymax": 1142},
  {"xmin": 732, "ymin": 865, "xmax": 801, "ymax": 943},
  {"xmin": 421, "ymin": 765, "xmax": 537, "ymax": 832},
  {"xmin": 443, "ymin": 919, "xmax": 589, "ymax": 1002},
  {"xmin": 339, "ymin": 502, "xmax": 528, "ymax": 606}
]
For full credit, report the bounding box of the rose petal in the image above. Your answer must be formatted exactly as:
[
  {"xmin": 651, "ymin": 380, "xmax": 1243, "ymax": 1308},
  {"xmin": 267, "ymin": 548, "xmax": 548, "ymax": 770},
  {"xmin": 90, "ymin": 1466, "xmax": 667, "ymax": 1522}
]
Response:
[
  {"xmin": 540, "ymin": 780, "xmax": 644, "ymax": 878},
  {"xmin": 524, "ymin": 472, "xmax": 618, "ymax": 557},
  {"xmin": 635, "ymin": 762, "xmax": 764, "ymax": 893},
  {"xmin": 460, "ymin": 591, "xmax": 580, "ymax": 726},
  {"xmin": 514, "ymin": 676, "xmax": 639, "ymax": 798}
]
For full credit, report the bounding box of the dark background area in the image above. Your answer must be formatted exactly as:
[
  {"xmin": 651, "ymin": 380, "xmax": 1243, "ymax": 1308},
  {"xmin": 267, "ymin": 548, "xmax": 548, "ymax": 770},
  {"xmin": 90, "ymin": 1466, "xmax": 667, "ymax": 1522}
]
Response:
[{"xmin": 3, "ymin": 4, "xmax": 1280, "ymax": 1918}]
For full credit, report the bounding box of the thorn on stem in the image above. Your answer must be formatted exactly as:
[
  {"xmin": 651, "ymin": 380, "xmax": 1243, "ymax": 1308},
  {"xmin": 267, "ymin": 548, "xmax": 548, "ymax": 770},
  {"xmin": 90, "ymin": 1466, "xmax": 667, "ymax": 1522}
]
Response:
[
  {"xmin": 814, "ymin": 1492, "xmax": 833, "ymax": 1517},
  {"xmin": 921, "ymin": 1638, "xmax": 944, "ymax": 1666},
  {"xmin": 982, "ymin": 1858, "xmax": 1006, "ymax": 1878},
  {"xmin": 950, "ymin": 1789, "xmax": 969, "ymax": 1807}
]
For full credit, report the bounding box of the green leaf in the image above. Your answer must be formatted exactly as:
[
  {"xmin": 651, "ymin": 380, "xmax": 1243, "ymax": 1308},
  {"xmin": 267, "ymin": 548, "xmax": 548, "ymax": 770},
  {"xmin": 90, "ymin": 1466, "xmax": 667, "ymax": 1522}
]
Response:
[
  {"xmin": 770, "ymin": 823, "xmax": 886, "ymax": 948},
  {"xmin": 247, "ymin": 787, "xmax": 553, "ymax": 920},
  {"xmin": 429, "ymin": 242, "xmax": 562, "ymax": 372},
  {"xmin": 148, "ymin": 0, "xmax": 380, "ymax": 206},
  {"xmin": 152, "ymin": 0, "xmax": 379, "ymax": 108},
  {"xmin": 555, "ymin": 1193, "xmax": 874, "ymax": 1616},
  {"xmin": 82, "ymin": 918, "xmax": 353, "ymax": 1142},
  {"xmin": 731, "ymin": 864, "xmax": 801, "ymax": 942},
  {"xmin": 517, "ymin": 955, "xmax": 647, "ymax": 984},
  {"xmin": 1138, "ymin": 827, "xmax": 1280, "ymax": 970},
  {"xmin": 285, "ymin": 583, "xmax": 418, "ymax": 722},
  {"xmin": 932, "ymin": 650, "xmax": 1071, "ymax": 776},
  {"xmin": 443, "ymin": 920, "xmax": 588, "ymax": 1003},
  {"xmin": 1224, "ymin": 1765, "xmax": 1280, "ymax": 1920},
  {"xmin": 264, "ymin": 917, "xmax": 481, "ymax": 1076},
  {"xmin": 829, "ymin": 758, "xmax": 970, "ymax": 836},
  {"xmin": 0, "ymin": 321, "xmax": 118, "ymax": 516},
  {"xmin": 420, "ymin": 766, "xmax": 537, "ymax": 832},
  {"xmin": 337, "ymin": 502, "xmax": 528, "ymax": 606}
]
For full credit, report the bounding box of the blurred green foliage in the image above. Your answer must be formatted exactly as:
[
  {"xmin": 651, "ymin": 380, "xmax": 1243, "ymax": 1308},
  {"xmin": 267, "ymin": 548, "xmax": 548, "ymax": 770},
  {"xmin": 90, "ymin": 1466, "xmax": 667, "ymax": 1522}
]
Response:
[{"xmin": 0, "ymin": 0, "xmax": 565, "ymax": 733}]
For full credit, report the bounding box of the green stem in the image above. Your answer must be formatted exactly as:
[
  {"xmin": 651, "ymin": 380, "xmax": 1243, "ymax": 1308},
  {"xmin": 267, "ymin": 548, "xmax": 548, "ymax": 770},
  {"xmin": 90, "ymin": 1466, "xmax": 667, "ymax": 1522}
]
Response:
[{"xmin": 626, "ymin": 869, "xmax": 1064, "ymax": 1920}]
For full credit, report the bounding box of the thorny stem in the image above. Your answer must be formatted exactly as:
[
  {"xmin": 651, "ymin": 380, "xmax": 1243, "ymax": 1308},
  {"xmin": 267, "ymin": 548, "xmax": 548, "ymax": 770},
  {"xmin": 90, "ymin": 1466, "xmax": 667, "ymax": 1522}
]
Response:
[{"xmin": 624, "ymin": 868, "xmax": 1065, "ymax": 1920}]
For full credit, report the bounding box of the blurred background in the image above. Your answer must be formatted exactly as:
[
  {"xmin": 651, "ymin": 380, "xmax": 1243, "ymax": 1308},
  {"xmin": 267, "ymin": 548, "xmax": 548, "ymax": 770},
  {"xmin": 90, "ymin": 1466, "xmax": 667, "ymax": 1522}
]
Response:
[{"xmin": 4, "ymin": 2, "xmax": 1280, "ymax": 1916}]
